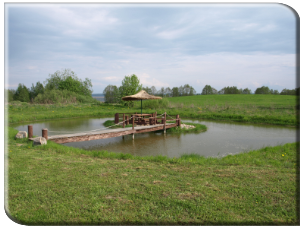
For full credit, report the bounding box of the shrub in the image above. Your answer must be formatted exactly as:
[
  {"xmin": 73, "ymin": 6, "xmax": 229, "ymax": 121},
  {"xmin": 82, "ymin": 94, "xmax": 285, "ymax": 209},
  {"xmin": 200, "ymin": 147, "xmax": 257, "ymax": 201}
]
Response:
[
  {"xmin": 141, "ymin": 98, "xmax": 169, "ymax": 109},
  {"xmin": 33, "ymin": 89, "xmax": 99, "ymax": 104}
]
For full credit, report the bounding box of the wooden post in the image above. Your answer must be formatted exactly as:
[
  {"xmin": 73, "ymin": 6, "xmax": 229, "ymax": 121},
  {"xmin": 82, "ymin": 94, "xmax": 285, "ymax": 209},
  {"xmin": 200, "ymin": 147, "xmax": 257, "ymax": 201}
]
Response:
[
  {"xmin": 132, "ymin": 115, "xmax": 134, "ymax": 130},
  {"xmin": 42, "ymin": 128, "xmax": 48, "ymax": 140},
  {"xmin": 155, "ymin": 112, "xmax": 157, "ymax": 124},
  {"xmin": 126, "ymin": 116, "xmax": 129, "ymax": 125},
  {"xmin": 28, "ymin": 125, "xmax": 33, "ymax": 138},
  {"xmin": 164, "ymin": 112, "xmax": 166, "ymax": 133},
  {"xmin": 176, "ymin": 114, "xmax": 180, "ymax": 126},
  {"xmin": 123, "ymin": 113, "xmax": 125, "ymax": 128},
  {"xmin": 149, "ymin": 117, "xmax": 153, "ymax": 125},
  {"xmin": 115, "ymin": 113, "xmax": 119, "ymax": 124}
]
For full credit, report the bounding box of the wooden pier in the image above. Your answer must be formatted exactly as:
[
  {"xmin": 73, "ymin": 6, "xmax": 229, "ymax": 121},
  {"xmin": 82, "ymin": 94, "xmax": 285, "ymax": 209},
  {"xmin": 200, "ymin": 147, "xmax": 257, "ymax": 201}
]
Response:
[{"xmin": 29, "ymin": 112, "xmax": 181, "ymax": 144}]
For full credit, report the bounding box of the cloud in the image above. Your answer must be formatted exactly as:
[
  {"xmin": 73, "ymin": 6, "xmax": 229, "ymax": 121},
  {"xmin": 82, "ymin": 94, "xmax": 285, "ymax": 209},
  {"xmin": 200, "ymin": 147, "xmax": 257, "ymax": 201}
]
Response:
[
  {"xmin": 5, "ymin": 4, "xmax": 297, "ymax": 94},
  {"xmin": 27, "ymin": 66, "xmax": 37, "ymax": 70},
  {"xmin": 140, "ymin": 73, "xmax": 170, "ymax": 89},
  {"xmin": 103, "ymin": 76, "xmax": 120, "ymax": 82},
  {"xmin": 252, "ymin": 82, "xmax": 262, "ymax": 88},
  {"xmin": 156, "ymin": 28, "xmax": 187, "ymax": 40},
  {"xmin": 41, "ymin": 5, "xmax": 118, "ymax": 38}
]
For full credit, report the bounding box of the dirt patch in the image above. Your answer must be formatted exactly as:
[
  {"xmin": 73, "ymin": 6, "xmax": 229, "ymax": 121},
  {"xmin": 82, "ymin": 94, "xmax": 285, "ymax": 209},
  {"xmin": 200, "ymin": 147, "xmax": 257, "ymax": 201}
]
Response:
[
  {"xmin": 176, "ymin": 192, "xmax": 203, "ymax": 200},
  {"xmin": 153, "ymin": 180, "xmax": 163, "ymax": 184}
]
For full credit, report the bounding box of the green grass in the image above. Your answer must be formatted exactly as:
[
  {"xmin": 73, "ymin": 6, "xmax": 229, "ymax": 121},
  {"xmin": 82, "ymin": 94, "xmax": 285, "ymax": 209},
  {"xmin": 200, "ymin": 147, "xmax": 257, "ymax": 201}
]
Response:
[
  {"xmin": 139, "ymin": 95, "xmax": 299, "ymax": 126},
  {"xmin": 166, "ymin": 122, "xmax": 207, "ymax": 134},
  {"xmin": 6, "ymin": 127, "xmax": 299, "ymax": 225},
  {"xmin": 6, "ymin": 94, "xmax": 299, "ymax": 126}
]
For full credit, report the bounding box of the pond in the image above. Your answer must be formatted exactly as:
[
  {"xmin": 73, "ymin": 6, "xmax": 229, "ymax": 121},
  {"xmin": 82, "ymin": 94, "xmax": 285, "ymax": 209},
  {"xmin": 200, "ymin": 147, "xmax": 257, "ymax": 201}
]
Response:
[{"xmin": 10, "ymin": 117, "xmax": 299, "ymax": 158}]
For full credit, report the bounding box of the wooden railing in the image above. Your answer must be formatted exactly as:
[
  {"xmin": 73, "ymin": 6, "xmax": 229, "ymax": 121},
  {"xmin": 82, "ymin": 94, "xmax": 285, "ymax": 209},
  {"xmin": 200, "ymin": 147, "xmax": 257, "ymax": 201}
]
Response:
[{"xmin": 115, "ymin": 112, "xmax": 181, "ymax": 129}]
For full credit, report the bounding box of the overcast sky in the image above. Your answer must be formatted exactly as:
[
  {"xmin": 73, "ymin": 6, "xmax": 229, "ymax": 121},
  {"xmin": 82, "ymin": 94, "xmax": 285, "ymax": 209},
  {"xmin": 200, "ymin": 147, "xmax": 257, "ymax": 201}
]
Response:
[{"xmin": 5, "ymin": 3, "xmax": 298, "ymax": 94}]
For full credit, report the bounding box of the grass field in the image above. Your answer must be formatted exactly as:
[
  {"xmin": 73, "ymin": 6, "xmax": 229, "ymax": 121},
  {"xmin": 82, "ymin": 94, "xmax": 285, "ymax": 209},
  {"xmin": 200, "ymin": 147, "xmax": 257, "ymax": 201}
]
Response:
[
  {"xmin": 6, "ymin": 127, "xmax": 299, "ymax": 225},
  {"xmin": 7, "ymin": 94, "xmax": 299, "ymax": 126},
  {"xmin": 5, "ymin": 94, "xmax": 299, "ymax": 225},
  {"xmin": 140, "ymin": 95, "xmax": 299, "ymax": 126}
]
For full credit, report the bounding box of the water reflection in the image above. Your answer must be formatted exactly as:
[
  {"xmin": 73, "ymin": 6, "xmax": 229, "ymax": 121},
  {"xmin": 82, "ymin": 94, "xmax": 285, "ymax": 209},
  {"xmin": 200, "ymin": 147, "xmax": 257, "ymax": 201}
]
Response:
[{"xmin": 10, "ymin": 117, "xmax": 299, "ymax": 158}]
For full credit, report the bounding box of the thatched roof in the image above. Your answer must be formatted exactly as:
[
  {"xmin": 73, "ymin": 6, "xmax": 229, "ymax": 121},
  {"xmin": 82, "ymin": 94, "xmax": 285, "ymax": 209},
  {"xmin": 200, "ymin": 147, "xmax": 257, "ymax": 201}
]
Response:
[{"xmin": 121, "ymin": 90, "xmax": 162, "ymax": 101}]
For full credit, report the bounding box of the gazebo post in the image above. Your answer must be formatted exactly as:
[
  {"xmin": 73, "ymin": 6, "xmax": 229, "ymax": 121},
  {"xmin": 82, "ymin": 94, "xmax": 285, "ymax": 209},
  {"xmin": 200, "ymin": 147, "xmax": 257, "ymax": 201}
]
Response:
[
  {"xmin": 163, "ymin": 112, "xmax": 166, "ymax": 134},
  {"xmin": 132, "ymin": 115, "xmax": 135, "ymax": 140},
  {"xmin": 123, "ymin": 114, "xmax": 125, "ymax": 128}
]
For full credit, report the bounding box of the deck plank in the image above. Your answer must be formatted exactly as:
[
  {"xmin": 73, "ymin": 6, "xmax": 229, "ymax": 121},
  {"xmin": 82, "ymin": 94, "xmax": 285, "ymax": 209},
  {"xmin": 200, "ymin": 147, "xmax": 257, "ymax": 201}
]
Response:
[{"xmin": 39, "ymin": 123, "xmax": 177, "ymax": 144}]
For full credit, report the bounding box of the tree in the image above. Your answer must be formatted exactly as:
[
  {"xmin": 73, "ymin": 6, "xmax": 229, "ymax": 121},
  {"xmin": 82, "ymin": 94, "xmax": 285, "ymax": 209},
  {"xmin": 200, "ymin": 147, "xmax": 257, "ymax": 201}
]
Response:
[
  {"xmin": 103, "ymin": 85, "xmax": 119, "ymax": 103},
  {"xmin": 158, "ymin": 87, "xmax": 165, "ymax": 97},
  {"xmin": 218, "ymin": 88, "xmax": 225, "ymax": 94},
  {"xmin": 30, "ymin": 81, "xmax": 44, "ymax": 100},
  {"xmin": 183, "ymin": 84, "xmax": 191, "ymax": 96},
  {"xmin": 172, "ymin": 87, "xmax": 179, "ymax": 97},
  {"xmin": 220, "ymin": 86, "xmax": 240, "ymax": 94},
  {"xmin": 142, "ymin": 86, "xmax": 152, "ymax": 95},
  {"xmin": 150, "ymin": 86, "xmax": 157, "ymax": 95},
  {"xmin": 202, "ymin": 85, "xmax": 213, "ymax": 95},
  {"xmin": 44, "ymin": 69, "xmax": 93, "ymax": 96},
  {"xmin": 189, "ymin": 86, "xmax": 196, "ymax": 96},
  {"xmin": 255, "ymin": 86, "xmax": 271, "ymax": 94},
  {"xmin": 6, "ymin": 89, "xmax": 15, "ymax": 102},
  {"xmin": 119, "ymin": 74, "xmax": 142, "ymax": 107},
  {"xmin": 280, "ymin": 88, "xmax": 296, "ymax": 95},
  {"xmin": 272, "ymin": 89, "xmax": 279, "ymax": 95},
  {"xmin": 14, "ymin": 83, "xmax": 30, "ymax": 102},
  {"xmin": 164, "ymin": 87, "xmax": 172, "ymax": 97},
  {"xmin": 242, "ymin": 88, "xmax": 251, "ymax": 94},
  {"xmin": 178, "ymin": 86, "xmax": 184, "ymax": 96}
]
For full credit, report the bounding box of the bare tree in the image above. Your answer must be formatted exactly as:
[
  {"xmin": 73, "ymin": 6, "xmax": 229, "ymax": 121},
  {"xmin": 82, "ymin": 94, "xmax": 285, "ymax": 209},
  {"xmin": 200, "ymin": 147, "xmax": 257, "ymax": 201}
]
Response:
[{"xmin": 151, "ymin": 86, "xmax": 157, "ymax": 95}]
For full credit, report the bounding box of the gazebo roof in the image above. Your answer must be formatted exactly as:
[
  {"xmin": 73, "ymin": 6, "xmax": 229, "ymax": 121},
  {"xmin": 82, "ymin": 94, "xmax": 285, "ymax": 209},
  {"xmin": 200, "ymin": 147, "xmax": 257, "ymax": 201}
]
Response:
[{"xmin": 121, "ymin": 90, "xmax": 162, "ymax": 101}]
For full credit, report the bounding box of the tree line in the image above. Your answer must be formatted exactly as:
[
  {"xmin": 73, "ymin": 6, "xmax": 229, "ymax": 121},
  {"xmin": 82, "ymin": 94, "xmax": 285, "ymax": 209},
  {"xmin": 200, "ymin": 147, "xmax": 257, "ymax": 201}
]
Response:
[
  {"xmin": 201, "ymin": 85, "xmax": 299, "ymax": 95},
  {"xmin": 104, "ymin": 79, "xmax": 299, "ymax": 104},
  {"xmin": 6, "ymin": 69, "xmax": 299, "ymax": 104},
  {"xmin": 103, "ymin": 80, "xmax": 197, "ymax": 104},
  {"xmin": 6, "ymin": 69, "xmax": 93, "ymax": 103}
]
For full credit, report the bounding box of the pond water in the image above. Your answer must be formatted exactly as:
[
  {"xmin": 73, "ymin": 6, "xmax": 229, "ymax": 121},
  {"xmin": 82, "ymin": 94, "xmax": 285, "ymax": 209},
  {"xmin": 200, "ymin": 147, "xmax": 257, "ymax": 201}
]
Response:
[{"xmin": 10, "ymin": 117, "xmax": 299, "ymax": 158}]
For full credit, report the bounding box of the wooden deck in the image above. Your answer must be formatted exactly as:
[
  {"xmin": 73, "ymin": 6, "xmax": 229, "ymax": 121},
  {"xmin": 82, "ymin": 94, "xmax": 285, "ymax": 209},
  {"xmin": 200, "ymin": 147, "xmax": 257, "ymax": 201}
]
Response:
[{"xmin": 43, "ymin": 123, "xmax": 177, "ymax": 144}]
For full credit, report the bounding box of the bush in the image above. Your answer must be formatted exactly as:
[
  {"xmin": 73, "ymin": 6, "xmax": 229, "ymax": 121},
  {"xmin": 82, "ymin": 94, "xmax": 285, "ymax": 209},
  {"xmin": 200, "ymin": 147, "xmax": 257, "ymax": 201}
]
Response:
[
  {"xmin": 13, "ymin": 84, "xmax": 30, "ymax": 102},
  {"xmin": 45, "ymin": 69, "xmax": 93, "ymax": 96},
  {"xmin": 33, "ymin": 89, "xmax": 99, "ymax": 104},
  {"xmin": 141, "ymin": 98, "xmax": 169, "ymax": 109}
]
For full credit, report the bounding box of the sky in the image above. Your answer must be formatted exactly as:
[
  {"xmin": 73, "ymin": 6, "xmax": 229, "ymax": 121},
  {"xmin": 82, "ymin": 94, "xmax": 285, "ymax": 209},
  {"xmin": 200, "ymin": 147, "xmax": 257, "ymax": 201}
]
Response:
[{"xmin": 5, "ymin": 3, "xmax": 298, "ymax": 94}]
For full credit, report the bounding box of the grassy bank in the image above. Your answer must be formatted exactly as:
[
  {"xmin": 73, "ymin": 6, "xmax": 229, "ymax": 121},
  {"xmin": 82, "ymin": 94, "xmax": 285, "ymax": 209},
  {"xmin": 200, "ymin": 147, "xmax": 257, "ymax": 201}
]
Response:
[
  {"xmin": 6, "ymin": 127, "xmax": 299, "ymax": 225},
  {"xmin": 6, "ymin": 94, "xmax": 299, "ymax": 126}
]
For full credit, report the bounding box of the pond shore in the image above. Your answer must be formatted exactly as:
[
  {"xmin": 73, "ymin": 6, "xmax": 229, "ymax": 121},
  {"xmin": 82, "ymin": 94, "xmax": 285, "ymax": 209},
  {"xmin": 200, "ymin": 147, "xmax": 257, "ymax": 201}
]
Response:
[
  {"xmin": 6, "ymin": 98, "xmax": 299, "ymax": 225},
  {"xmin": 6, "ymin": 126, "xmax": 299, "ymax": 225}
]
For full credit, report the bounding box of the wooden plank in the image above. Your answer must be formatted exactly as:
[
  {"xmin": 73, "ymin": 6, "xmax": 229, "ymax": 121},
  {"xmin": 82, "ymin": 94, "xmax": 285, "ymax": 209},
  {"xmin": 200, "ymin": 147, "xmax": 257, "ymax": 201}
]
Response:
[
  {"xmin": 46, "ymin": 123, "xmax": 177, "ymax": 144},
  {"xmin": 51, "ymin": 129, "xmax": 136, "ymax": 144},
  {"xmin": 134, "ymin": 123, "xmax": 177, "ymax": 134}
]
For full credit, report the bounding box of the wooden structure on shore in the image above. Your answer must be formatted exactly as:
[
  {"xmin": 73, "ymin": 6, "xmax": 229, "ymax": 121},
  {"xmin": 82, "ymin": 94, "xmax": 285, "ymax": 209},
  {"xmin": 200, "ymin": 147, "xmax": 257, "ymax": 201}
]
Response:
[{"xmin": 28, "ymin": 112, "xmax": 181, "ymax": 144}]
